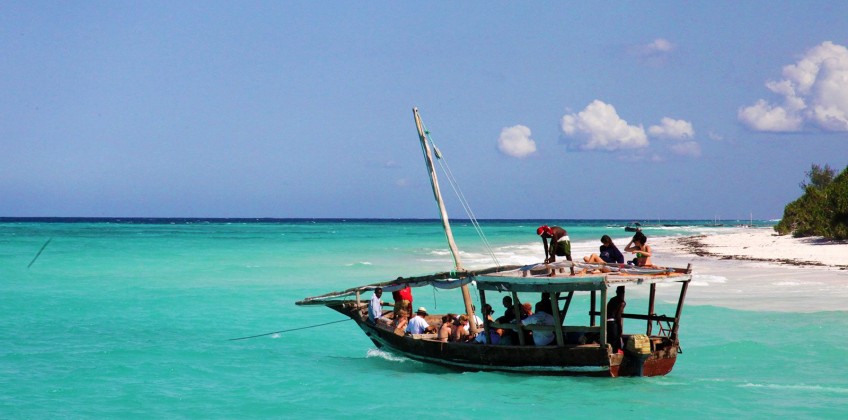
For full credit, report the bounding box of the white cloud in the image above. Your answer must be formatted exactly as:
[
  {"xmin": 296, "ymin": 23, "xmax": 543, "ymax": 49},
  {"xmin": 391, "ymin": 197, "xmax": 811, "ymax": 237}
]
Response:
[
  {"xmin": 647, "ymin": 38, "xmax": 674, "ymax": 53},
  {"xmin": 631, "ymin": 38, "xmax": 675, "ymax": 56},
  {"xmin": 629, "ymin": 38, "xmax": 676, "ymax": 67},
  {"xmin": 497, "ymin": 125, "xmax": 536, "ymax": 158},
  {"xmin": 561, "ymin": 100, "xmax": 648, "ymax": 151},
  {"xmin": 739, "ymin": 41, "xmax": 848, "ymax": 132},
  {"xmin": 738, "ymin": 99, "xmax": 803, "ymax": 131},
  {"xmin": 670, "ymin": 141, "xmax": 702, "ymax": 157},
  {"xmin": 395, "ymin": 178, "xmax": 409, "ymax": 187},
  {"xmin": 648, "ymin": 117, "xmax": 694, "ymax": 139}
]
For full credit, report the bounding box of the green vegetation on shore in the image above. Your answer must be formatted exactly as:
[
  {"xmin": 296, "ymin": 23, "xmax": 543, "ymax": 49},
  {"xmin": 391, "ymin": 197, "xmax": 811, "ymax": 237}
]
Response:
[{"xmin": 774, "ymin": 164, "xmax": 848, "ymax": 240}]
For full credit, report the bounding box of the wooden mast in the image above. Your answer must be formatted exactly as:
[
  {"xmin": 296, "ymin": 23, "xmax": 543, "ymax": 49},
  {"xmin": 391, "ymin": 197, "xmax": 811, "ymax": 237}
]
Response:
[{"xmin": 413, "ymin": 107, "xmax": 479, "ymax": 334}]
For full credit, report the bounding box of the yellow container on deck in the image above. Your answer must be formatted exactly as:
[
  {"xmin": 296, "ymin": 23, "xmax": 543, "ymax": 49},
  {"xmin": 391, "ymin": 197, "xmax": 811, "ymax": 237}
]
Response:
[{"xmin": 626, "ymin": 334, "xmax": 652, "ymax": 355}]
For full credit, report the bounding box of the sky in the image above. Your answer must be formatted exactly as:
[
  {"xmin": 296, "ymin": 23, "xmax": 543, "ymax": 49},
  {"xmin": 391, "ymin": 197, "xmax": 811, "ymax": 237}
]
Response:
[{"xmin": 1, "ymin": 1, "xmax": 847, "ymax": 220}]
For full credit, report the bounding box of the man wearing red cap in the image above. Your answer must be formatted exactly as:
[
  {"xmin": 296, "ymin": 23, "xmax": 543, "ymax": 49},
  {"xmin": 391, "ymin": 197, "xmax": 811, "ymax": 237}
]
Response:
[{"xmin": 536, "ymin": 225, "xmax": 574, "ymax": 274}]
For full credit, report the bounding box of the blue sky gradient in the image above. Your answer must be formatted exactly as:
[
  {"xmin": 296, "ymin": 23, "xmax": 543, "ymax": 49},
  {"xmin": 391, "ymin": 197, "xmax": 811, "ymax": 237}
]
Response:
[{"xmin": 2, "ymin": 2, "xmax": 847, "ymax": 220}]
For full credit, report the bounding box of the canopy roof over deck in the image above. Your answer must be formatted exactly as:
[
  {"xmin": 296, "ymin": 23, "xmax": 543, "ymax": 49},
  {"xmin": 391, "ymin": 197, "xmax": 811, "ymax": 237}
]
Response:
[
  {"xmin": 476, "ymin": 264, "xmax": 692, "ymax": 293},
  {"xmin": 296, "ymin": 262, "xmax": 691, "ymax": 306}
]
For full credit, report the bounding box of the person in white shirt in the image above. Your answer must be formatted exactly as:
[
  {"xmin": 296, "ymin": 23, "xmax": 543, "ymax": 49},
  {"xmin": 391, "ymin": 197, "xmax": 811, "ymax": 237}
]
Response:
[
  {"xmin": 521, "ymin": 302, "xmax": 555, "ymax": 346},
  {"xmin": 368, "ymin": 287, "xmax": 383, "ymax": 323},
  {"xmin": 405, "ymin": 307, "xmax": 436, "ymax": 335}
]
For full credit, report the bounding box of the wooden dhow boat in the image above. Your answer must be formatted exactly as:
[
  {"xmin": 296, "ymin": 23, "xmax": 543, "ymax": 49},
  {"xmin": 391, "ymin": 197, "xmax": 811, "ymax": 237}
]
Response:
[{"xmin": 297, "ymin": 109, "xmax": 693, "ymax": 377}]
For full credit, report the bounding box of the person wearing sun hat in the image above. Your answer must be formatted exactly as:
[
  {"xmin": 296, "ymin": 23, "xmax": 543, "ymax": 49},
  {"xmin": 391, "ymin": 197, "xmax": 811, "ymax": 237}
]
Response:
[
  {"xmin": 536, "ymin": 225, "xmax": 574, "ymax": 274},
  {"xmin": 405, "ymin": 307, "xmax": 437, "ymax": 335}
]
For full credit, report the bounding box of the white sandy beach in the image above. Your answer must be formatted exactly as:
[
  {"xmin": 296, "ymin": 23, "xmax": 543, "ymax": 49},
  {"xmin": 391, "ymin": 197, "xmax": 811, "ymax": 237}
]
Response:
[{"xmin": 649, "ymin": 228, "xmax": 848, "ymax": 313}]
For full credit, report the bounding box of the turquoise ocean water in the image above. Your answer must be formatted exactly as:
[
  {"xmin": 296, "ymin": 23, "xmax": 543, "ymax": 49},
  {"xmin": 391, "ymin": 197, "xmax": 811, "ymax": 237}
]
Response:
[{"xmin": 2, "ymin": 219, "xmax": 846, "ymax": 418}]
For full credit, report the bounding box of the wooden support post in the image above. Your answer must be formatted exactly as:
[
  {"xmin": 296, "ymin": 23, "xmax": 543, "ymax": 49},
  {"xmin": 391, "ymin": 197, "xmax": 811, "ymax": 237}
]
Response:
[
  {"xmin": 590, "ymin": 290, "xmax": 597, "ymax": 326},
  {"xmin": 647, "ymin": 283, "xmax": 656, "ymax": 336},
  {"xmin": 551, "ymin": 292, "xmax": 565, "ymax": 346},
  {"xmin": 512, "ymin": 291, "xmax": 525, "ymax": 346},
  {"xmin": 599, "ymin": 287, "xmax": 608, "ymax": 351},
  {"xmin": 670, "ymin": 280, "xmax": 690, "ymax": 343},
  {"xmin": 560, "ymin": 291, "xmax": 574, "ymax": 321}
]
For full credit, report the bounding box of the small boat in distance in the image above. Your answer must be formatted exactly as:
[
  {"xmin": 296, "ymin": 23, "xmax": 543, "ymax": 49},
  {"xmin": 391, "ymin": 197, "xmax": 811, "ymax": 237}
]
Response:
[
  {"xmin": 624, "ymin": 221, "xmax": 642, "ymax": 232},
  {"xmin": 297, "ymin": 108, "xmax": 693, "ymax": 377}
]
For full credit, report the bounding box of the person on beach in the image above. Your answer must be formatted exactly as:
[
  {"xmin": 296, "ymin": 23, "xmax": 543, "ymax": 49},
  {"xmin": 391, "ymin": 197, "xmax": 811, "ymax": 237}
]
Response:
[
  {"xmin": 584, "ymin": 235, "xmax": 625, "ymax": 265},
  {"xmin": 624, "ymin": 231, "xmax": 653, "ymax": 267},
  {"xmin": 405, "ymin": 307, "xmax": 436, "ymax": 335},
  {"xmin": 537, "ymin": 225, "xmax": 575, "ymax": 274},
  {"xmin": 606, "ymin": 286, "xmax": 626, "ymax": 353},
  {"xmin": 368, "ymin": 287, "xmax": 383, "ymax": 324}
]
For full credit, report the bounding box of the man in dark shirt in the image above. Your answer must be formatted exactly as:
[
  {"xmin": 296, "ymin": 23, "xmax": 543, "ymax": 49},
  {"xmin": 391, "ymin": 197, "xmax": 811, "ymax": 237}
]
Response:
[{"xmin": 606, "ymin": 286, "xmax": 626, "ymax": 353}]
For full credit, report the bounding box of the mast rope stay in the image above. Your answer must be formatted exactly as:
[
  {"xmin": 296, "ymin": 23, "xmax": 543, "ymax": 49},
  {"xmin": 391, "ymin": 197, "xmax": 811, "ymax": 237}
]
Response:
[{"xmin": 421, "ymin": 122, "xmax": 501, "ymax": 268}]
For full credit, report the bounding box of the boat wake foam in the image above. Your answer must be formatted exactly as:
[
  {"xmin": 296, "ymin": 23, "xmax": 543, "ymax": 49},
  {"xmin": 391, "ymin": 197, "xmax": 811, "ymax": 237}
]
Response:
[
  {"xmin": 739, "ymin": 383, "xmax": 848, "ymax": 394},
  {"xmin": 366, "ymin": 348, "xmax": 409, "ymax": 363}
]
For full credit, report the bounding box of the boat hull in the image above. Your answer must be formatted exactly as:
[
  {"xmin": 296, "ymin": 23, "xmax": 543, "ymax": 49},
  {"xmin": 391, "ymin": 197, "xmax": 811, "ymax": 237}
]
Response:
[{"xmin": 334, "ymin": 305, "xmax": 677, "ymax": 377}]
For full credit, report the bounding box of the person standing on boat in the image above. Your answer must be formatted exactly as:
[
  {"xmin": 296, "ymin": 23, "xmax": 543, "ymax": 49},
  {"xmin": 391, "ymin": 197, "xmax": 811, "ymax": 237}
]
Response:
[
  {"xmin": 537, "ymin": 225, "xmax": 575, "ymax": 274},
  {"xmin": 606, "ymin": 286, "xmax": 626, "ymax": 353},
  {"xmin": 624, "ymin": 231, "xmax": 653, "ymax": 267},
  {"xmin": 392, "ymin": 283, "xmax": 413, "ymax": 320},
  {"xmin": 368, "ymin": 287, "xmax": 383, "ymax": 324}
]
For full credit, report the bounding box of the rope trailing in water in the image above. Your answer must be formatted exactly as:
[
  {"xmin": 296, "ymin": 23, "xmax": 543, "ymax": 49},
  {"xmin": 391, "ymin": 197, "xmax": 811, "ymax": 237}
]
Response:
[
  {"xmin": 27, "ymin": 238, "xmax": 52, "ymax": 269},
  {"xmin": 227, "ymin": 318, "xmax": 352, "ymax": 341}
]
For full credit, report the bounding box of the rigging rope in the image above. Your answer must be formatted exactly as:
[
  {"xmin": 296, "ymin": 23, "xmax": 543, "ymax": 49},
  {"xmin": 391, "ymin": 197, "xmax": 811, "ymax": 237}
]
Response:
[
  {"xmin": 227, "ymin": 318, "xmax": 352, "ymax": 341},
  {"xmin": 28, "ymin": 238, "xmax": 52, "ymax": 269},
  {"xmin": 421, "ymin": 122, "xmax": 501, "ymax": 268}
]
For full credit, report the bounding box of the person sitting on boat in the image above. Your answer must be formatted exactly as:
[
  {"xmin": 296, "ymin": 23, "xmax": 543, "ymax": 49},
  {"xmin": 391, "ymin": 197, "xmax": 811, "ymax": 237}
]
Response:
[
  {"xmin": 518, "ymin": 302, "xmax": 534, "ymax": 343},
  {"xmin": 462, "ymin": 304, "xmax": 484, "ymax": 334},
  {"xmin": 450, "ymin": 315, "xmax": 475, "ymax": 342},
  {"xmin": 405, "ymin": 307, "xmax": 437, "ymax": 335},
  {"xmin": 537, "ymin": 225, "xmax": 575, "ymax": 274},
  {"xmin": 437, "ymin": 313, "xmax": 456, "ymax": 342},
  {"xmin": 584, "ymin": 235, "xmax": 625, "ymax": 265},
  {"xmin": 520, "ymin": 302, "xmax": 533, "ymax": 320},
  {"xmin": 536, "ymin": 292, "xmax": 554, "ymax": 316},
  {"xmin": 496, "ymin": 295, "xmax": 517, "ymax": 324},
  {"xmin": 473, "ymin": 306, "xmax": 501, "ymax": 344},
  {"xmin": 368, "ymin": 287, "xmax": 384, "ymax": 324},
  {"xmin": 520, "ymin": 302, "xmax": 555, "ymax": 346},
  {"xmin": 606, "ymin": 286, "xmax": 626, "ymax": 353},
  {"xmin": 474, "ymin": 327, "xmax": 503, "ymax": 345},
  {"xmin": 624, "ymin": 231, "xmax": 653, "ymax": 267}
]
